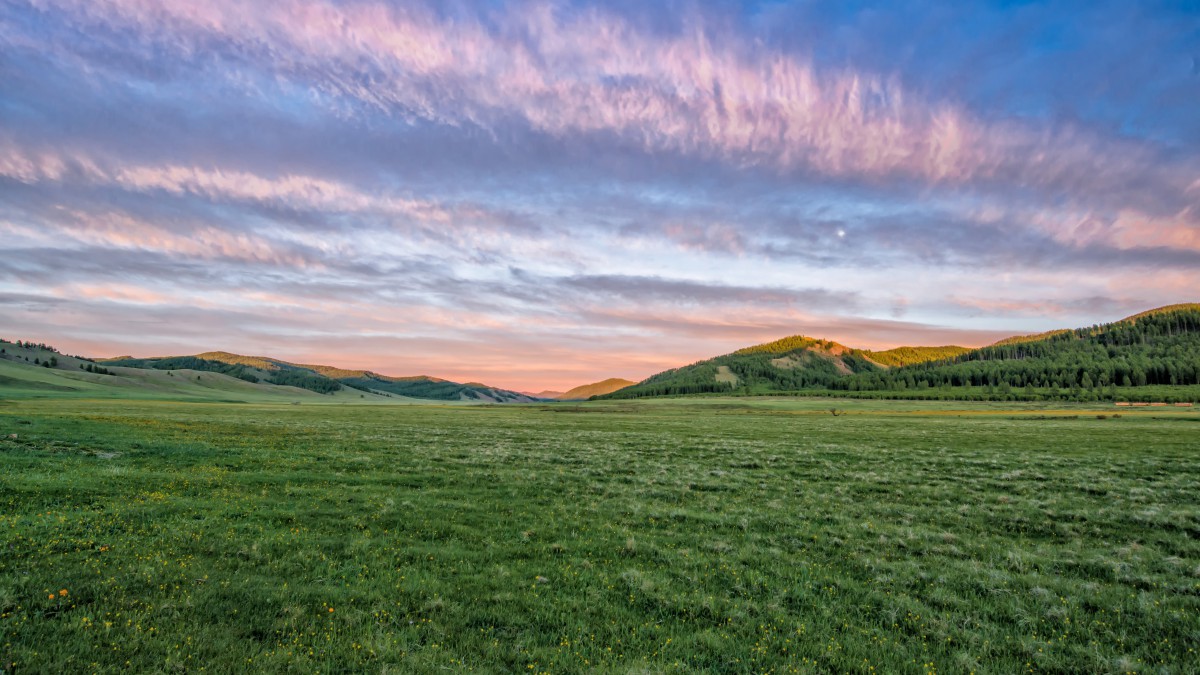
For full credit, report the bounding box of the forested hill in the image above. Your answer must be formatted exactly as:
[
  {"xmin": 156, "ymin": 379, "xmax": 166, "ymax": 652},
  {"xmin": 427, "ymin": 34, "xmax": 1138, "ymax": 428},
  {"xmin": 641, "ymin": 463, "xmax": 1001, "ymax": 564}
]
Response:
[
  {"xmin": 598, "ymin": 304, "xmax": 1200, "ymax": 401},
  {"xmin": 834, "ymin": 304, "xmax": 1200, "ymax": 394},
  {"xmin": 103, "ymin": 354, "xmax": 343, "ymax": 394},
  {"xmin": 104, "ymin": 352, "xmax": 538, "ymax": 402},
  {"xmin": 599, "ymin": 336, "xmax": 955, "ymax": 399}
]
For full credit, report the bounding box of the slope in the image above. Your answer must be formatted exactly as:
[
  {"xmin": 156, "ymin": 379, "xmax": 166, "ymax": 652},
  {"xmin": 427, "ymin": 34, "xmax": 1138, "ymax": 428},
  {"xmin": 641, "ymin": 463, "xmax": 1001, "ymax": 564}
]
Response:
[
  {"xmin": 600, "ymin": 336, "xmax": 886, "ymax": 399},
  {"xmin": 0, "ymin": 344, "xmax": 399, "ymax": 403},
  {"xmin": 863, "ymin": 345, "xmax": 971, "ymax": 367},
  {"xmin": 341, "ymin": 374, "xmax": 539, "ymax": 403},
  {"xmin": 105, "ymin": 353, "xmax": 342, "ymax": 394},
  {"xmin": 835, "ymin": 304, "xmax": 1200, "ymax": 396},
  {"xmin": 556, "ymin": 378, "xmax": 636, "ymax": 400},
  {"xmin": 107, "ymin": 351, "xmax": 538, "ymax": 403}
]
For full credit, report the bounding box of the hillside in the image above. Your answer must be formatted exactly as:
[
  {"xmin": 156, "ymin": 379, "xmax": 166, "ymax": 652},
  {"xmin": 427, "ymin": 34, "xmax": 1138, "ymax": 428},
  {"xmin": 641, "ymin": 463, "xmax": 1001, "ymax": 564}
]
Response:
[
  {"xmin": 557, "ymin": 378, "xmax": 637, "ymax": 400},
  {"xmin": 338, "ymin": 373, "xmax": 538, "ymax": 403},
  {"xmin": 104, "ymin": 351, "xmax": 537, "ymax": 403},
  {"xmin": 598, "ymin": 304, "xmax": 1200, "ymax": 401},
  {"xmin": 105, "ymin": 353, "xmax": 343, "ymax": 394},
  {"xmin": 601, "ymin": 336, "xmax": 885, "ymax": 399},
  {"xmin": 863, "ymin": 345, "xmax": 971, "ymax": 367},
  {"xmin": 0, "ymin": 342, "xmax": 396, "ymax": 403},
  {"xmin": 836, "ymin": 304, "xmax": 1200, "ymax": 397}
]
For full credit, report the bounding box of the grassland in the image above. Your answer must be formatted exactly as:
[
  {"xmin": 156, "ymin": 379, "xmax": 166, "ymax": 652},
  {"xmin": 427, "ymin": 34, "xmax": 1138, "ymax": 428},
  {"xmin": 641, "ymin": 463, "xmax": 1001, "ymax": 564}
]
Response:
[{"xmin": 1, "ymin": 396, "xmax": 1198, "ymax": 673}]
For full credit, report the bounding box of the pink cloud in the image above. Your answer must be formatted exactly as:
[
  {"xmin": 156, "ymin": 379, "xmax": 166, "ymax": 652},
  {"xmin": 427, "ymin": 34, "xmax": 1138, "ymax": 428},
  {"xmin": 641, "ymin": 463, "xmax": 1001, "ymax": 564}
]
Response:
[
  {"xmin": 1, "ymin": 206, "xmax": 317, "ymax": 268},
  {"xmin": 26, "ymin": 0, "xmax": 1198, "ymax": 205}
]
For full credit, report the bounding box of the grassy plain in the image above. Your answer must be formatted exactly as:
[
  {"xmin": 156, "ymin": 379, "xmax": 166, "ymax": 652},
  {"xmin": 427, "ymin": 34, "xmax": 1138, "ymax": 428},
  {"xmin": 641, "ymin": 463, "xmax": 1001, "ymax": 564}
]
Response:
[{"xmin": 1, "ymin": 396, "xmax": 1198, "ymax": 673}]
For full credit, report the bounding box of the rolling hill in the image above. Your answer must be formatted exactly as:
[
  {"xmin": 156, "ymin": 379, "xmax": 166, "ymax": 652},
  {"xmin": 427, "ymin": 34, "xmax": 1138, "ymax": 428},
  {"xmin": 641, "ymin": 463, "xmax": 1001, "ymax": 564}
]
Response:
[
  {"xmin": 100, "ymin": 351, "xmax": 538, "ymax": 402},
  {"xmin": 0, "ymin": 342, "xmax": 398, "ymax": 403},
  {"xmin": 598, "ymin": 304, "xmax": 1200, "ymax": 401},
  {"xmin": 598, "ymin": 336, "xmax": 889, "ymax": 399}
]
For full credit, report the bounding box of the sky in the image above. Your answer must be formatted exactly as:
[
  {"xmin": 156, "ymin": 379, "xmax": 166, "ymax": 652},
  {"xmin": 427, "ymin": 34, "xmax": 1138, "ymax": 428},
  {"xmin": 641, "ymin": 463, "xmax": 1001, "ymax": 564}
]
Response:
[{"xmin": 2, "ymin": 0, "xmax": 1198, "ymax": 392}]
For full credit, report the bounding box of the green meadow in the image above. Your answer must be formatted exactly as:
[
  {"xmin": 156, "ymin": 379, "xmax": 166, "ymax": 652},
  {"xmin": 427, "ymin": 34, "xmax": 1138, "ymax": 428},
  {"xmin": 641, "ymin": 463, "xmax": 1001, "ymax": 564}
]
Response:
[{"xmin": 1, "ymin": 397, "xmax": 1198, "ymax": 673}]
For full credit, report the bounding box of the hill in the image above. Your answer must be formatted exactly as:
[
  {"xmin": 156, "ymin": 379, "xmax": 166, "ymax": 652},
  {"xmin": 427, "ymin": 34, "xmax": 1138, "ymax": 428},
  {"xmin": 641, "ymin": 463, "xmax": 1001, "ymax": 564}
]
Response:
[
  {"xmin": 557, "ymin": 378, "xmax": 636, "ymax": 400},
  {"xmin": 835, "ymin": 304, "xmax": 1200, "ymax": 398},
  {"xmin": 104, "ymin": 353, "xmax": 343, "ymax": 394},
  {"xmin": 103, "ymin": 351, "xmax": 537, "ymax": 402},
  {"xmin": 0, "ymin": 341, "xmax": 397, "ymax": 403},
  {"xmin": 600, "ymin": 336, "xmax": 887, "ymax": 399},
  {"xmin": 598, "ymin": 304, "xmax": 1200, "ymax": 402},
  {"xmin": 338, "ymin": 373, "xmax": 538, "ymax": 403}
]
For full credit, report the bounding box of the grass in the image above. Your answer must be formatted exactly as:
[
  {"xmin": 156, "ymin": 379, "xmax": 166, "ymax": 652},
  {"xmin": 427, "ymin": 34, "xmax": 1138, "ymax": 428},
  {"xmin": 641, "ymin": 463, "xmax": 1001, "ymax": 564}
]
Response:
[{"xmin": 1, "ymin": 397, "xmax": 1198, "ymax": 673}]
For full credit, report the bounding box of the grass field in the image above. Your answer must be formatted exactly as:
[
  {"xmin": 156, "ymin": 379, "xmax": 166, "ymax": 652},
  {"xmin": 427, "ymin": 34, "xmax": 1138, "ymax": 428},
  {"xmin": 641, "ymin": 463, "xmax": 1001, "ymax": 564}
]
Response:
[{"xmin": 1, "ymin": 397, "xmax": 1198, "ymax": 673}]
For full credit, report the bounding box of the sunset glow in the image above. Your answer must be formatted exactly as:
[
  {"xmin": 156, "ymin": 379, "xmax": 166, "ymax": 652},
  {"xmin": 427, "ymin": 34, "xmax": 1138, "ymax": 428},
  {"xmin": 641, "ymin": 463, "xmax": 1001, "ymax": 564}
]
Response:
[{"xmin": 2, "ymin": 1, "xmax": 1197, "ymax": 391}]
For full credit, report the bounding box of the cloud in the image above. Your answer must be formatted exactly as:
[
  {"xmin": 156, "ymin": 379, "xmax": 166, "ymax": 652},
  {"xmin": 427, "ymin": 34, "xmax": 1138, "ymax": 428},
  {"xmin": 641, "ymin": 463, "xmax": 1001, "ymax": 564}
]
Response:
[
  {"xmin": 12, "ymin": 0, "xmax": 1198, "ymax": 214},
  {"xmin": 947, "ymin": 295, "xmax": 1146, "ymax": 319},
  {"xmin": 555, "ymin": 273, "xmax": 859, "ymax": 309},
  {"xmin": 2, "ymin": 0, "xmax": 1198, "ymax": 391}
]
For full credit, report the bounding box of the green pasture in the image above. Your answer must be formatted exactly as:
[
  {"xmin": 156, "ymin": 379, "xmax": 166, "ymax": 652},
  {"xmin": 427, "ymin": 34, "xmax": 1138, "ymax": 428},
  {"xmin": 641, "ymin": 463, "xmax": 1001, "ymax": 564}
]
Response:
[{"xmin": 1, "ymin": 397, "xmax": 1197, "ymax": 673}]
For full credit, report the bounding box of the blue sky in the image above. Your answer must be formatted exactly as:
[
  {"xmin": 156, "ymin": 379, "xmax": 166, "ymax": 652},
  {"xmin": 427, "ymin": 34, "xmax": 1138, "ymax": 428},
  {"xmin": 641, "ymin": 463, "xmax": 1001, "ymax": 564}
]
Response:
[{"xmin": 1, "ymin": 0, "xmax": 1198, "ymax": 390}]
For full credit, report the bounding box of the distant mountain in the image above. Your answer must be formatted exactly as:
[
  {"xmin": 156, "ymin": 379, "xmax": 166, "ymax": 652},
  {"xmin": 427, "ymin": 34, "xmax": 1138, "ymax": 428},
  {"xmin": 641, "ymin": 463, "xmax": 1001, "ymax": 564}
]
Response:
[
  {"xmin": 557, "ymin": 378, "xmax": 637, "ymax": 400},
  {"xmin": 103, "ymin": 351, "xmax": 539, "ymax": 402},
  {"xmin": 527, "ymin": 390, "xmax": 566, "ymax": 399},
  {"xmin": 599, "ymin": 304, "xmax": 1200, "ymax": 401}
]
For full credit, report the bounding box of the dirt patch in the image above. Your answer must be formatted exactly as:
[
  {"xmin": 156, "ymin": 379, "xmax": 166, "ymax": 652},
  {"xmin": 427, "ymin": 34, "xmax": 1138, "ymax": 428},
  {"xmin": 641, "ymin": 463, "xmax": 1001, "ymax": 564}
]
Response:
[
  {"xmin": 770, "ymin": 355, "xmax": 803, "ymax": 369},
  {"xmin": 715, "ymin": 366, "xmax": 739, "ymax": 386},
  {"xmin": 811, "ymin": 351, "xmax": 853, "ymax": 374}
]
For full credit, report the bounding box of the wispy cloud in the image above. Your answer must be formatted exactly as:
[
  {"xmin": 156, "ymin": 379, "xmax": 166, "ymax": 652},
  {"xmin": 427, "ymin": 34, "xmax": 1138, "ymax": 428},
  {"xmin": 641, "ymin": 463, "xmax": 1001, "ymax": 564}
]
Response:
[
  {"xmin": 19, "ymin": 0, "xmax": 1198, "ymax": 209},
  {"xmin": 1, "ymin": 0, "xmax": 1197, "ymax": 389}
]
